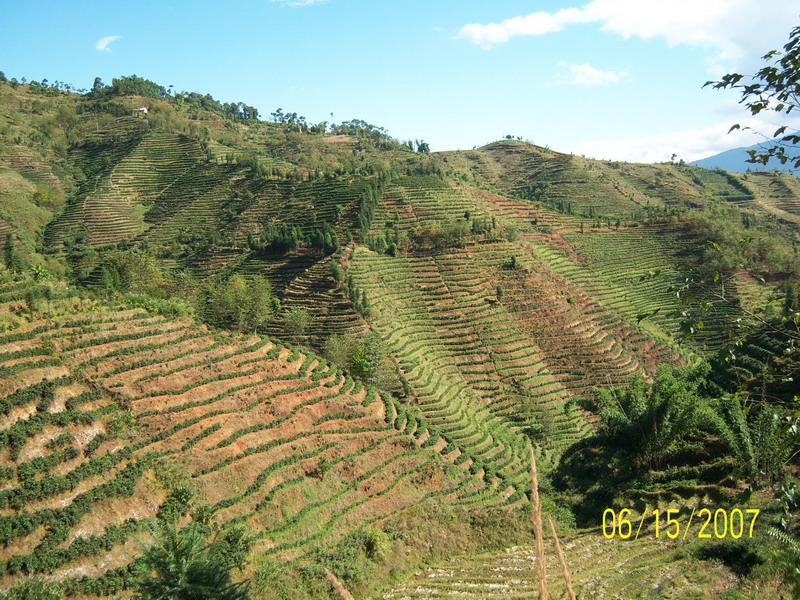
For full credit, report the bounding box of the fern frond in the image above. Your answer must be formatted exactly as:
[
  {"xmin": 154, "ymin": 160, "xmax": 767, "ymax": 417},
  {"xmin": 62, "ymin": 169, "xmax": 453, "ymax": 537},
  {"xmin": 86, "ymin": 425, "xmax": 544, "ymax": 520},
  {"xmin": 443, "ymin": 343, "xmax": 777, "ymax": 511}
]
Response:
[{"xmin": 767, "ymin": 527, "xmax": 800, "ymax": 557}]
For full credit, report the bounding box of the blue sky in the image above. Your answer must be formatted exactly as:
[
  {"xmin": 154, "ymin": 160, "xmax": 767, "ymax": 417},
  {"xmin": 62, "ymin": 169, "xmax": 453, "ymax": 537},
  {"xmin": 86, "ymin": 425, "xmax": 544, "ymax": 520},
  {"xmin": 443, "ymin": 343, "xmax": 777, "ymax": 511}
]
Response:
[{"xmin": 2, "ymin": 1, "xmax": 799, "ymax": 161}]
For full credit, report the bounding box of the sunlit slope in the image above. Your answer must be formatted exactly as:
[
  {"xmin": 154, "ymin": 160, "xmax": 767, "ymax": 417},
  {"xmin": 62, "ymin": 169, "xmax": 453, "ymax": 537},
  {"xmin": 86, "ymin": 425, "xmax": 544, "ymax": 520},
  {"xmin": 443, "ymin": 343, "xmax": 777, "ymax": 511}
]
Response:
[
  {"xmin": 444, "ymin": 140, "xmax": 800, "ymax": 225},
  {"xmin": 390, "ymin": 170, "xmax": 749, "ymax": 352},
  {"xmin": 0, "ymin": 274, "xmax": 507, "ymax": 594},
  {"xmin": 349, "ymin": 176, "xmax": 700, "ymax": 481},
  {"xmin": 382, "ymin": 533, "xmax": 734, "ymax": 599}
]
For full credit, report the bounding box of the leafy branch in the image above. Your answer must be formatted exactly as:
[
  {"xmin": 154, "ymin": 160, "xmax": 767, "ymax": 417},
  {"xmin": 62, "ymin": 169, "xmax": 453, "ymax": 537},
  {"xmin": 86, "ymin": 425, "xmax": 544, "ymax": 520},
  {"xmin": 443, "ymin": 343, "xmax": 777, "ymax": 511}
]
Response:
[{"xmin": 706, "ymin": 25, "xmax": 800, "ymax": 169}]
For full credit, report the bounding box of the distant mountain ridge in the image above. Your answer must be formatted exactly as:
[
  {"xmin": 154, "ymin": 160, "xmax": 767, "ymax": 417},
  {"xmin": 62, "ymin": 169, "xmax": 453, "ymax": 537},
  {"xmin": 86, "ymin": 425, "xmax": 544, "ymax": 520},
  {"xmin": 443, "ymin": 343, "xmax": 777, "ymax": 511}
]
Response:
[{"xmin": 691, "ymin": 138, "xmax": 800, "ymax": 173}]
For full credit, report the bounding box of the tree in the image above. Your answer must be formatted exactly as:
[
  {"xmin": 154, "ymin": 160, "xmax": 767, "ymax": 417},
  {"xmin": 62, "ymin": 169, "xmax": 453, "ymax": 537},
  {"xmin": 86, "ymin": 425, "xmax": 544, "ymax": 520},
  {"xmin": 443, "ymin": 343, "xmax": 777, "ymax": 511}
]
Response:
[
  {"xmin": 3, "ymin": 233, "xmax": 16, "ymax": 271},
  {"xmin": 282, "ymin": 306, "xmax": 311, "ymax": 338},
  {"xmin": 202, "ymin": 275, "xmax": 276, "ymax": 332},
  {"xmin": 350, "ymin": 332, "xmax": 384, "ymax": 384},
  {"xmin": 322, "ymin": 334, "xmax": 353, "ymax": 373},
  {"xmin": 705, "ymin": 394, "xmax": 799, "ymax": 488},
  {"xmin": 594, "ymin": 365, "xmax": 706, "ymax": 471},
  {"xmin": 323, "ymin": 332, "xmax": 393, "ymax": 387},
  {"xmin": 241, "ymin": 275, "xmax": 276, "ymax": 331},
  {"xmin": 92, "ymin": 76, "xmax": 104, "ymax": 93},
  {"xmin": 331, "ymin": 261, "xmax": 343, "ymax": 282},
  {"xmin": 249, "ymin": 224, "xmax": 305, "ymax": 255},
  {"xmin": 110, "ymin": 75, "xmax": 168, "ymax": 98},
  {"xmin": 101, "ymin": 250, "xmax": 167, "ymax": 296},
  {"xmin": 502, "ymin": 255, "xmax": 517, "ymax": 270},
  {"xmin": 136, "ymin": 521, "xmax": 250, "ymax": 600},
  {"xmin": 410, "ymin": 220, "xmax": 469, "ymax": 250},
  {"xmin": 707, "ymin": 24, "xmax": 800, "ymax": 168}
]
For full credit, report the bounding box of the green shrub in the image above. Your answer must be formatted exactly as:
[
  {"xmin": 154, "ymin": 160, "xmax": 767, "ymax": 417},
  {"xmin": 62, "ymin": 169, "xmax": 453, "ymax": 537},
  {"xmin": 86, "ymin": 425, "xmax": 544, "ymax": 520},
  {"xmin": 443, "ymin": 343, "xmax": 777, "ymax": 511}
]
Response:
[
  {"xmin": 0, "ymin": 577, "xmax": 63, "ymax": 599},
  {"xmin": 201, "ymin": 274, "xmax": 277, "ymax": 331},
  {"xmin": 282, "ymin": 307, "xmax": 311, "ymax": 338},
  {"xmin": 136, "ymin": 518, "xmax": 251, "ymax": 600},
  {"xmin": 252, "ymin": 560, "xmax": 294, "ymax": 600}
]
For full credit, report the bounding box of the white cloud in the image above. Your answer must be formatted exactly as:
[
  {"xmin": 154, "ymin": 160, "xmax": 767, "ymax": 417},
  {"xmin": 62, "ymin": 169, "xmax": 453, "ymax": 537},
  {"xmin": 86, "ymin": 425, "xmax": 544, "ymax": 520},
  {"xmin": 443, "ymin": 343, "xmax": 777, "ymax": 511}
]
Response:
[
  {"xmin": 460, "ymin": 7, "xmax": 593, "ymax": 49},
  {"xmin": 271, "ymin": 0, "xmax": 328, "ymax": 6},
  {"xmin": 95, "ymin": 35, "xmax": 121, "ymax": 52},
  {"xmin": 559, "ymin": 62, "xmax": 628, "ymax": 86},
  {"xmin": 570, "ymin": 112, "xmax": 800, "ymax": 163},
  {"xmin": 459, "ymin": 0, "xmax": 800, "ymax": 69}
]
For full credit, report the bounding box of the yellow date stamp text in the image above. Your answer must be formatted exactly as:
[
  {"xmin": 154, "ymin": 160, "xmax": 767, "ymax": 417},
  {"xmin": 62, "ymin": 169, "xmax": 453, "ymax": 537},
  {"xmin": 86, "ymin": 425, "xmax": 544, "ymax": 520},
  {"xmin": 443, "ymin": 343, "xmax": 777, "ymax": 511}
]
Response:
[{"xmin": 601, "ymin": 507, "xmax": 761, "ymax": 541}]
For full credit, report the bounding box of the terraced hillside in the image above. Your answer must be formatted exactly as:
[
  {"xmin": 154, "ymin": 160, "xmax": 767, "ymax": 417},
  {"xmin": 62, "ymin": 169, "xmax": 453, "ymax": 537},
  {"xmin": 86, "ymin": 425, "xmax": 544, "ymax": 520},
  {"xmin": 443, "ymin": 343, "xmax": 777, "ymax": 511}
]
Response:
[
  {"xmin": 264, "ymin": 255, "xmax": 369, "ymax": 344},
  {"xmin": 347, "ymin": 177, "xmax": 707, "ymax": 496},
  {"xmin": 1, "ymin": 78, "xmax": 798, "ymax": 598},
  {"xmin": 382, "ymin": 534, "xmax": 735, "ymax": 599},
  {"xmin": 0, "ymin": 274, "xmax": 513, "ymax": 595},
  {"xmin": 445, "ymin": 140, "xmax": 800, "ymax": 226}
]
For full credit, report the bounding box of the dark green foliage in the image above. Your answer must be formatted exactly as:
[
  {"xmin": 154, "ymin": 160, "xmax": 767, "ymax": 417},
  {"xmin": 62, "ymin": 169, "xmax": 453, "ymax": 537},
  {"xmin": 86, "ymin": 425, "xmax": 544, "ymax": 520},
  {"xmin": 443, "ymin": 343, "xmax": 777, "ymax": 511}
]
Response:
[
  {"xmin": 704, "ymin": 395, "xmax": 798, "ymax": 488},
  {"xmin": 322, "ymin": 332, "xmax": 391, "ymax": 386},
  {"xmin": 593, "ymin": 365, "xmax": 706, "ymax": 471},
  {"xmin": 706, "ymin": 394, "xmax": 757, "ymax": 482},
  {"xmin": 157, "ymin": 487, "xmax": 194, "ymax": 524},
  {"xmin": 109, "ymin": 75, "xmax": 168, "ymax": 99},
  {"xmin": 0, "ymin": 577, "xmax": 64, "ymax": 599},
  {"xmin": 201, "ymin": 274, "xmax": 277, "ymax": 331},
  {"xmin": 692, "ymin": 539, "xmax": 763, "ymax": 577},
  {"xmin": 63, "ymin": 230, "xmax": 97, "ymax": 284},
  {"xmin": 99, "ymin": 250, "xmax": 168, "ymax": 296},
  {"xmin": 554, "ymin": 366, "xmax": 730, "ymax": 521},
  {"xmin": 282, "ymin": 306, "xmax": 311, "ymax": 338},
  {"xmin": 707, "ymin": 315, "xmax": 800, "ymax": 402},
  {"xmin": 330, "ymin": 260, "xmax": 343, "ymax": 282},
  {"xmin": 367, "ymin": 227, "xmax": 405, "ymax": 255},
  {"xmin": 502, "ymin": 255, "xmax": 518, "ymax": 270},
  {"xmin": 135, "ymin": 519, "xmax": 251, "ymax": 600},
  {"xmin": 330, "ymin": 119, "xmax": 397, "ymax": 149},
  {"xmin": 308, "ymin": 224, "xmax": 340, "ymax": 254},
  {"xmin": 0, "ymin": 407, "xmax": 93, "ymax": 461},
  {"xmin": 356, "ymin": 176, "xmax": 390, "ymax": 239},
  {"xmin": 410, "ymin": 220, "xmax": 470, "ymax": 251},
  {"xmin": 0, "ymin": 460, "xmax": 145, "ymax": 575},
  {"xmin": 523, "ymin": 181, "xmax": 549, "ymax": 201},
  {"xmin": 177, "ymin": 92, "xmax": 258, "ymax": 122},
  {"xmin": 3, "ymin": 234, "xmax": 24, "ymax": 272},
  {"xmin": 343, "ymin": 274, "xmax": 369, "ymax": 315},
  {"xmin": 249, "ymin": 224, "xmax": 305, "ymax": 256},
  {"xmin": 307, "ymin": 527, "xmax": 390, "ymax": 589},
  {"xmin": 0, "ymin": 379, "xmax": 62, "ymax": 417}
]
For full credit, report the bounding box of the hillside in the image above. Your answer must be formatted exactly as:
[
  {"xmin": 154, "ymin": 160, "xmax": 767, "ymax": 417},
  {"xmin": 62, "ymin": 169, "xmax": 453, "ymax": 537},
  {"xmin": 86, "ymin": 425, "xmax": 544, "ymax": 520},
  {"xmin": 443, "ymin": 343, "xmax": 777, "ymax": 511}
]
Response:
[
  {"xmin": 0, "ymin": 273, "xmax": 521, "ymax": 597},
  {"xmin": 0, "ymin": 76, "xmax": 798, "ymax": 598}
]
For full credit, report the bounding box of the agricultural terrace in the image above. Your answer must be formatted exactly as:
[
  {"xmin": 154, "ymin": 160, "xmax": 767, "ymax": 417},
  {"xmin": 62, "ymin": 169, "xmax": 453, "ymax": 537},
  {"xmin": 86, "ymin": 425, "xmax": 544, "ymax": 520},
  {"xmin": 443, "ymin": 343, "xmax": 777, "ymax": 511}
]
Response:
[
  {"xmin": 0, "ymin": 274, "xmax": 510, "ymax": 594},
  {"xmin": 383, "ymin": 533, "xmax": 735, "ymax": 599}
]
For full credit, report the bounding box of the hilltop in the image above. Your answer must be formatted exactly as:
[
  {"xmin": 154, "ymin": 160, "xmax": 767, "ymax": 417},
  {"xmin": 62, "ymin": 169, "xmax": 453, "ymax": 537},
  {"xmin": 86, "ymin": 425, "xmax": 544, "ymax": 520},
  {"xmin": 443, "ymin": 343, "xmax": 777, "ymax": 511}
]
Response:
[{"xmin": 0, "ymin": 74, "xmax": 798, "ymax": 598}]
